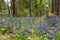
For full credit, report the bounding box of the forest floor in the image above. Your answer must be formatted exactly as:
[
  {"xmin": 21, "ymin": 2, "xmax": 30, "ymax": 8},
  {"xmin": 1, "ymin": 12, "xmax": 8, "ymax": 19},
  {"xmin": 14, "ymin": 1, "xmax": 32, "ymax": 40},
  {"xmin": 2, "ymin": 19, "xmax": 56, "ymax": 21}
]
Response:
[{"xmin": 0, "ymin": 16, "xmax": 60, "ymax": 40}]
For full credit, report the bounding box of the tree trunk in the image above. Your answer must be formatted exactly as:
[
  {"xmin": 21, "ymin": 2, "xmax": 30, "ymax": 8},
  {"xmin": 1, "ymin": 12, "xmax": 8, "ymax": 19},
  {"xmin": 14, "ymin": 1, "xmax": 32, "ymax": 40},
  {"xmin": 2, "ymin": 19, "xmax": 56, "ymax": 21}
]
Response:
[
  {"xmin": 35, "ymin": 0, "xmax": 38, "ymax": 17},
  {"xmin": 57, "ymin": 0, "xmax": 59, "ymax": 15},
  {"xmin": 52, "ymin": 0, "xmax": 54, "ymax": 13},
  {"xmin": 17, "ymin": 0, "xmax": 20, "ymax": 17},
  {"xmin": 11, "ymin": 0, "xmax": 15, "ymax": 16},
  {"xmin": 29, "ymin": 0, "xmax": 32, "ymax": 16},
  {"xmin": 55, "ymin": 0, "xmax": 59, "ymax": 15},
  {"xmin": 53, "ymin": 0, "xmax": 59, "ymax": 15},
  {"xmin": 39, "ymin": 0, "xmax": 42, "ymax": 16}
]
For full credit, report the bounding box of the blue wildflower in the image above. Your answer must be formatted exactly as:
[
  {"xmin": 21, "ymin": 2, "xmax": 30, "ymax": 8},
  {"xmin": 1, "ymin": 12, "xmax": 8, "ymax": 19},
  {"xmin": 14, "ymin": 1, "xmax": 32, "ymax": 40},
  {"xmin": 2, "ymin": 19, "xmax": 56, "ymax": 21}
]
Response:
[
  {"xmin": 37, "ymin": 25, "xmax": 41, "ymax": 29},
  {"xmin": 54, "ymin": 24, "xmax": 59, "ymax": 27},
  {"xmin": 40, "ymin": 29, "xmax": 43, "ymax": 32},
  {"xmin": 53, "ymin": 24, "xmax": 59, "ymax": 32},
  {"xmin": 40, "ymin": 29, "xmax": 47, "ymax": 35},
  {"xmin": 26, "ymin": 30, "xmax": 32, "ymax": 34},
  {"xmin": 29, "ymin": 26, "xmax": 32, "ymax": 28},
  {"xmin": 45, "ymin": 17, "xmax": 58, "ymax": 26},
  {"xmin": 0, "ymin": 22, "xmax": 5, "ymax": 26},
  {"xmin": 48, "ymin": 36, "xmax": 54, "ymax": 40},
  {"xmin": 44, "ymin": 25, "xmax": 48, "ymax": 30},
  {"xmin": 40, "ymin": 25, "xmax": 46, "ymax": 30},
  {"xmin": 54, "ymin": 18, "xmax": 60, "ymax": 22},
  {"xmin": 40, "ymin": 29, "xmax": 44, "ymax": 35},
  {"xmin": 48, "ymin": 32, "xmax": 53, "ymax": 35},
  {"xmin": 22, "ymin": 32, "xmax": 26, "ymax": 36},
  {"xmin": 53, "ymin": 27, "xmax": 58, "ymax": 32},
  {"xmin": 16, "ymin": 26, "xmax": 22, "ymax": 30}
]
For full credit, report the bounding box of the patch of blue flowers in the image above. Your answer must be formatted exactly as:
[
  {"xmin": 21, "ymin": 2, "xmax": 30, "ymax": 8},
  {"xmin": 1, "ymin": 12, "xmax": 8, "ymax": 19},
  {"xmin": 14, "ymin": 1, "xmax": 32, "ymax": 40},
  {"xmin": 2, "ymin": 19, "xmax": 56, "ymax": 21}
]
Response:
[{"xmin": 0, "ymin": 17, "xmax": 60, "ymax": 40}]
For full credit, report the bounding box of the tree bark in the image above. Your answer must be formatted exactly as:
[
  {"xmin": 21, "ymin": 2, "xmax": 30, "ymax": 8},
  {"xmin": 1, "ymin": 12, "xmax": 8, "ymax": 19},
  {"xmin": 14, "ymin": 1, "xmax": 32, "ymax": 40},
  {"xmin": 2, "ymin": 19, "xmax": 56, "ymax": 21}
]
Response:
[
  {"xmin": 11, "ymin": 0, "xmax": 15, "ymax": 16},
  {"xmin": 29, "ymin": 0, "xmax": 32, "ymax": 16},
  {"xmin": 17, "ymin": 0, "xmax": 20, "ymax": 17},
  {"xmin": 52, "ymin": 0, "xmax": 54, "ymax": 13},
  {"xmin": 39, "ymin": 0, "xmax": 42, "ymax": 16},
  {"xmin": 55, "ymin": 0, "xmax": 59, "ymax": 15},
  {"xmin": 35, "ymin": 0, "xmax": 38, "ymax": 17},
  {"xmin": 58, "ymin": 0, "xmax": 60, "ymax": 15}
]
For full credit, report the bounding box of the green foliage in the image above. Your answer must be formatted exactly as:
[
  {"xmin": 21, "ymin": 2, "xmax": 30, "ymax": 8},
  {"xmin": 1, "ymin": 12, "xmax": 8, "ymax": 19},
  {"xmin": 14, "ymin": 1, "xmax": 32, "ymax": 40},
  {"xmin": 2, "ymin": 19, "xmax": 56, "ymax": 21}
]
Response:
[
  {"xmin": 0, "ymin": 0, "xmax": 52, "ymax": 16},
  {"xmin": 0, "ymin": 0, "xmax": 6, "ymax": 11}
]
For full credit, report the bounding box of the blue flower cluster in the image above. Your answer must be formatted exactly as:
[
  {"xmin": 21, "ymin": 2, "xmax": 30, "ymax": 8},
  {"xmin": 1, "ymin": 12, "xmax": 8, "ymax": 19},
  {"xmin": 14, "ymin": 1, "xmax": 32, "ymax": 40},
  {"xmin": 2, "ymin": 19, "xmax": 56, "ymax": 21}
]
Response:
[
  {"xmin": 21, "ymin": 30, "xmax": 32, "ymax": 36},
  {"xmin": 45, "ymin": 17, "xmax": 60, "ymax": 26},
  {"xmin": 0, "ymin": 17, "xmax": 60, "ymax": 40}
]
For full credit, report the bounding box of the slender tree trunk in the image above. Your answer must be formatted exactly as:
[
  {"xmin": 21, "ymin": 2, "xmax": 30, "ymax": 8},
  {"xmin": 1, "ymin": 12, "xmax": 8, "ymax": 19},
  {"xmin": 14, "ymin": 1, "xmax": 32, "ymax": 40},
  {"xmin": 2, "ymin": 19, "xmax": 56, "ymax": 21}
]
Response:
[
  {"xmin": 7, "ymin": 0, "xmax": 10, "ymax": 16},
  {"xmin": 17, "ymin": 0, "xmax": 20, "ymax": 17},
  {"xmin": 11, "ymin": 0, "xmax": 15, "ymax": 16},
  {"xmin": 55, "ymin": 0, "xmax": 59, "ymax": 15},
  {"xmin": 52, "ymin": 0, "xmax": 54, "ymax": 13},
  {"xmin": 39, "ymin": 0, "xmax": 42, "ymax": 16},
  {"xmin": 29, "ymin": 0, "xmax": 32, "ymax": 16},
  {"xmin": 35, "ymin": 0, "xmax": 38, "ymax": 17},
  {"xmin": 57, "ymin": 0, "xmax": 59, "ymax": 15}
]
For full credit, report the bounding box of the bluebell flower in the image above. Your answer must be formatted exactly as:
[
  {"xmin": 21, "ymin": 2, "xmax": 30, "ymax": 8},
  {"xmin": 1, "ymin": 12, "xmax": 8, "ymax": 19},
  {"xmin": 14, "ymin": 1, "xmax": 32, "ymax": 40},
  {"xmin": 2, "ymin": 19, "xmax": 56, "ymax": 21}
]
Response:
[
  {"xmin": 54, "ymin": 24, "xmax": 59, "ymax": 27},
  {"xmin": 45, "ymin": 17, "xmax": 58, "ymax": 26},
  {"xmin": 10, "ymin": 19, "xmax": 12, "ymax": 23},
  {"xmin": 40, "ymin": 29, "xmax": 43, "ymax": 32},
  {"xmin": 48, "ymin": 36, "xmax": 54, "ymax": 40},
  {"xmin": 44, "ymin": 25, "xmax": 48, "ymax": 30},
  {"xmin": 29, "ymin": 26, "xmax": 32, "ymax": 28},
  {"xmin": 47, "ymin": 32, "xmax": 53, "ymax": 35},
  {"xmin": 37, "ymin": 25, "xmax": 41, "ymax": 29},
  {"xmin": 16, "ymin": 26, "xmax": 22, "ymax": 30},
  {"xmin": 54, "ymin": 18, "xmax": 60, "ymax": 22},
  {"xmin": 0, "ymin": 22, "xmax": 2, "ymax": 24},
  {"xmin": 47, "ymin": 23, "xmax": 52, "ymax": 26},
  {"xmin": 40, "ymin": 29, "xmax": 44, "ymax": 35},
  {"xmin": 22, "ymin": 32, "xmax": 26, "ymax": 36},
  {"xmin": 40, "ymin": 25, "xmax": 46, "ymax": 30},
  {"xmin": 0, "ymin": 22, "xmax": 5, "ymax": 26},
  {"xmin": 41, "ymin": 25, "xmax": 45, "ymax": 28},
  {"xmin": 26, "ymin": 30, "xmax": 32, "ymax": 34},
  {"xmin": 2, "ymin": 23, "xmax": 5, "ymax": 26},
  {"xmin": 45, "ymin": 18, "xmax": 50, "ymax": 22},
  {"xmin": 26, "ymin": 22, "xmax": 30, "ymax": 24},
  {"xmin": 40, "ymin": 29, "xmax": 46, "ymax": 35},
  {"xmin": 53, "ymin": 27, "xmax": 58, "ymax": 32},
  {"xmin": 45, "ymin": 17, "xmax": 59, "ymax": 23},
  {"xmin": 52, "ymin": 24, "xmax": 59, "ymax": 32}
]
